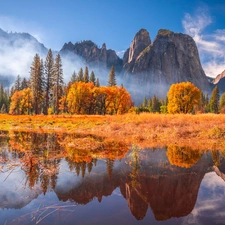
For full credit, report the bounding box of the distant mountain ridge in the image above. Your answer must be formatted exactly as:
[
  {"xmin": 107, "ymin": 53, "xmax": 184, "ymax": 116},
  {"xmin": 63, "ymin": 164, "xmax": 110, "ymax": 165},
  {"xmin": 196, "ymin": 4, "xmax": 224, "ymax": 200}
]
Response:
[
  {"xmin": 0, "ymin": 28, "xmax": 47, "ymax": 53},
  {"xmin": 0, "ymin": 28, "xmax": 48, "ymax": 86},
  {"xmin": 60, "ymin": 40, "xmax": 122, "ymax": 71},
  {"xmin": 0, "ymin": 27, "xmax": 223, "ymax": 97},
  {"xmin": 211, "ymin": 70, "xmax": 225, "ymax": 93},
  {"xmin": 60, "ymin": 28, "xmax": 214, "ymax": 97}
]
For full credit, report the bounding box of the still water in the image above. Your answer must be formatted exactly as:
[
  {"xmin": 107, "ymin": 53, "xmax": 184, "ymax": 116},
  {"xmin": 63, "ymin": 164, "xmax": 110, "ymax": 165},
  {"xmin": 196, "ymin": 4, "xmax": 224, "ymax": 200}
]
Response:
[{"xmin": 0, "ymin": 131, "xmax": 225, "ymax": 225}]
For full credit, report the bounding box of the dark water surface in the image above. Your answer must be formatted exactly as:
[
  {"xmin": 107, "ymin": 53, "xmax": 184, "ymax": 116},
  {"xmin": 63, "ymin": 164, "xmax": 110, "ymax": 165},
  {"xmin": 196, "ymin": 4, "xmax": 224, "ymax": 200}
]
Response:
[{"xmin": 0, "ymin": 131, "xmax": 225, "ymax": 225}]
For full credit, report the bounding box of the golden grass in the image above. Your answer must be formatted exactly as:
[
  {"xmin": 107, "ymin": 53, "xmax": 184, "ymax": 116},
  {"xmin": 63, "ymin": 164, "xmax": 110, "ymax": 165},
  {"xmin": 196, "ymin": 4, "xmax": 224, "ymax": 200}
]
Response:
[{"xmin": 1, "ymin": 113, "xmax": 225, "ymax": 150}]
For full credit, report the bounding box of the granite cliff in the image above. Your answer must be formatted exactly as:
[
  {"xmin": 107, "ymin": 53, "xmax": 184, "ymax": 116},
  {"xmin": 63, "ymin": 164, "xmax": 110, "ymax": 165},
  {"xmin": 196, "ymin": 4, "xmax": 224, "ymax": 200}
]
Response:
[
  {"xmin": 60, "ymin": 40, "xmax": 122, "ymax": 71},
  {"xmin": 123, "ymin": 29, "xmax": 212, "ymax": 96},
  {"xmin": 212, "ymin": 69, "xmax": 225, "ymax": 93}
]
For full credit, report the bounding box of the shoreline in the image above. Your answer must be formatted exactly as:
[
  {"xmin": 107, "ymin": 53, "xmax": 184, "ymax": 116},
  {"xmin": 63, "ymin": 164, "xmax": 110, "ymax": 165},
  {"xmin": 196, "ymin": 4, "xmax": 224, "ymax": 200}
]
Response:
[{"xmin": 1, "ymin": 113, "xmax": 225, "ymax": 150}]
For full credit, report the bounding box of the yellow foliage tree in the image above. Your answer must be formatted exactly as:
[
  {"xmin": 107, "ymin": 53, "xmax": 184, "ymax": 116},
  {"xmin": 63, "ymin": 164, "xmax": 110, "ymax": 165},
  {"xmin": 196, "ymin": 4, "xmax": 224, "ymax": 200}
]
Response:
[
  {"xmin": 66, "ymin": 82, "xmax": 132, "ymax": 115},
  {"xmin": 67, "ymin": 82, "xmax": 94, "ymax": 114},
  {"xmin": 106, "ymin": 86, "xmax": 133, "ymax": 114},
  {"xmin": 167, "ymin": 82, "xmax": 201, "ymax": 114},
  {"xmin": 167, "ymin": 145, "xmax": 202, "ymax": 168},
  {"xmin": 9, "ymin": 88, "xmax": 33, "ymax": 115}
]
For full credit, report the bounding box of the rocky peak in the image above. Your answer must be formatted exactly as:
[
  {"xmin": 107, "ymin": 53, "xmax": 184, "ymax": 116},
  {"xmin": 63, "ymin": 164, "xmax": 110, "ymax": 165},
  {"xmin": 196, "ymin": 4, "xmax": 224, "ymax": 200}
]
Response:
[
  {"xmin": 123, "ymin": 28, "xmax": 211, "ymax": 96},
  {"xmin": 211, "ymin": 69, "xmax": 225, "ymax": 93},
  {"xmin": 101, "ymin": 43, "xmax": 106, "ymax": 49},
  {"xmin": 156, "ymin": 29, "xmax": 173, "ymax": 37},
  {"xmin": 126, "ymin": 29, "xmax": 151, "ymax": 64},
  {"xmin": 60, "ymin": 40, "xmax": 122, "ymax": 70},
  {"xmin": 212, "ymin": 69, "xmax": 225, "ymax": 84}
]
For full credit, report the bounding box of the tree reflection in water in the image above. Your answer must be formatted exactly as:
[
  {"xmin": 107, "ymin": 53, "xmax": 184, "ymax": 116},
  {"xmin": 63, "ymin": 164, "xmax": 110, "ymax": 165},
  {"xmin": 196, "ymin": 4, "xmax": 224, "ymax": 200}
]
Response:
[{"xmin": 1, "ymin": 131, "xmax": 225, "ymax": 225}]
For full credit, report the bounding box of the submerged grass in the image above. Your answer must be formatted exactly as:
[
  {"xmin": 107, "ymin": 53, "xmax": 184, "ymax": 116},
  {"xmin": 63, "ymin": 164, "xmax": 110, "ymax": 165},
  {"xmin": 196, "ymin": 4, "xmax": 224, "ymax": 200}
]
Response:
[{"xmin": 1, "ymin": 113, "xmax": 225, "ymax": 150}]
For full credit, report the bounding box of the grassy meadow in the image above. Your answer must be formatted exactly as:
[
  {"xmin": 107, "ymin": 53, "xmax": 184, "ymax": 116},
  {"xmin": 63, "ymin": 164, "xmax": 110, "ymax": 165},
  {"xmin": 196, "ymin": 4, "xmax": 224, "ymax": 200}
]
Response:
[{"xmin": 1, "ymin": 113, "xmax": 225, "ymax": 150}]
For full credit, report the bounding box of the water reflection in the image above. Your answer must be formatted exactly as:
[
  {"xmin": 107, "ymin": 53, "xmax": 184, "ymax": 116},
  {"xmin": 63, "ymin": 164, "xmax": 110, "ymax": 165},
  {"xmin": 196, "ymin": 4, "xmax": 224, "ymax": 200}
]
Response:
[{"xmin": 1, "ymin": 131, "xmax": 225, "ymax": 225}]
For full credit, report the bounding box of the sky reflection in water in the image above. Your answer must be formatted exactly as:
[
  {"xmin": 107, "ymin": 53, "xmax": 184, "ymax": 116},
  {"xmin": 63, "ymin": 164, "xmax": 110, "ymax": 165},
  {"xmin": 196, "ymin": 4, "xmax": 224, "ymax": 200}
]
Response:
[{"xmin": 0, "ymin": 131, "xmax": 225, "ymax": 225}]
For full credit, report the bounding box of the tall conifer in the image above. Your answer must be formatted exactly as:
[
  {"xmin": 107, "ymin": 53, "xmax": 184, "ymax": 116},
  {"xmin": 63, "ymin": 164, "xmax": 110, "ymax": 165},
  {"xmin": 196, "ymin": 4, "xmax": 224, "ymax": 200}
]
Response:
[
  {"xmin": 53, "ymin": 53, "xmax": 63, "ymax": 114},
  {"xmin": 84, "ymin": 66, "xmax": 89, "ymax": 83},
  {"xmin": 30, "ymin": 54, "xmax": 44, "ymax": 114},
  {"xmin": 209, "ymin": 86, "xmax": 220, "ymax": 113},
  {"xmin": 44, "ymin": 49, "xmax": 54, "ymax": 114},
  {"xmin": 108, "ymin": 66, "xmax": 116, "ymax": 86}
]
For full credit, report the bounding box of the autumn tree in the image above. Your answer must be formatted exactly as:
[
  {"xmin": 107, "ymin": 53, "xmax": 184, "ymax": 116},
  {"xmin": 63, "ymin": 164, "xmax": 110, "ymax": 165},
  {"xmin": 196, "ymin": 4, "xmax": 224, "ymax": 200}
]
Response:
[
  {"xmin": 108, "ymin": 65, "xmax": 116, "ymax": 86},
  {"xmin": 67, "ymin": 82, "xmax": 94, "ymax": 114},
  {"xmin": 107, "ymin": 86, "xmax": 133, "ymax": 114},
  {"xmin": 66, "ymin": 82, "xmax": 132, "ymax": 115},
  {"xmin": 44, "ymin": 49, "xmax": 54, "ymax": 115},
  {"xmin": 9, "ymin": 88, "xmax": 33, "ymax": 114},
  {"xmin": 30, "ymin": 54, "xmax": 44, "ymax": 114},
  {"xmin": 209, "ymin": 86, "xmax": 220, "ymax": 114},
  {"xmin": 53, "ymin": 54, "xmax": 64, "ymax": 114},
  {"xmin": 167, "ymin": 82, "xmax": 201, "ymax": 114},
  {"xmin": 9, "ymin": 91, "xmax": 22, "ymax": 114},
  {"xmin": 167, "ymin": 145, "xmax": 202, "ymax": 168}
]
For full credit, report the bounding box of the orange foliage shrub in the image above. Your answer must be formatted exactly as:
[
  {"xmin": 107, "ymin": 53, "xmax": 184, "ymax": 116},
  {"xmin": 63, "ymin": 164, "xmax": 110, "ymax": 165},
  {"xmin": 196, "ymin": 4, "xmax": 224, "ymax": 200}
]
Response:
[
  {"xmin": 66, "ymin": 82, "xmax": 132, "ymax": 115},
  {"xmin": 9, "ymin": 88, "xmax": 33, "ymax": 115}
]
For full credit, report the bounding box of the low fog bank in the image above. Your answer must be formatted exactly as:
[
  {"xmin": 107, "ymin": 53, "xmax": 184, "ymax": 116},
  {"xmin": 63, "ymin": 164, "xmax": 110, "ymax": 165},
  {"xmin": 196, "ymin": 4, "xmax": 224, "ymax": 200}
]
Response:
[
  {"xmin": 0, "ymin": 36, "xmax": 170, "ymax": 105},
  {"xmin": 0, "ymin": 33, "xmax": 47, "ymax": 86}
]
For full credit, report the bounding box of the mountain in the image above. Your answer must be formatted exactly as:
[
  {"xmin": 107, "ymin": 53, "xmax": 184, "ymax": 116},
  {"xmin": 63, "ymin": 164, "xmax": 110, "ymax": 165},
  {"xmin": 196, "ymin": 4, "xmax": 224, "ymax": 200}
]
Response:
[
  {"xmin": 212, "ymin": 69, "xmax": 225, "ymax": 93},
  {"xmin": 0, "ymin": 28, "xmax": 47, "ymax": 54},
  {"xmin": 60, "ymin": 40, "xmax": 123, "ymax": 71},
  {"xmin": 123, "ymin": 29, "xmax": 212, "ymax": 97},
  {"xmin": 0, "ymin": 27, "xmax": 218, "ymax": 97},
  {"xmin": 0, "ymin": 28, "xmax": 48, "ymax": 86}
]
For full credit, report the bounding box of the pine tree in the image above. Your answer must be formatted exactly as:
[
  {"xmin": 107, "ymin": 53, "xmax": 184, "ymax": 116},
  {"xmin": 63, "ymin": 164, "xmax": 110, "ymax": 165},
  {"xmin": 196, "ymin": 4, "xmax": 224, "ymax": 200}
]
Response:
[
  {"xmin": 209, "ymin": 86, "xmax": 220, "ymax": 113},
  {"xmin": 77, "ymin": 68, "xmax": 84, "ymax": 82},
  {"xmin": 152, "ymin": 95, "xmax": 161, "ymax": 112},
  {"xmin": 30, "ymin": 54, "xmax": 44, "ymax": 114},
  {"xmin": 219, "ymin": 92, "xmax": 225, "ymax": 113},
  {"xmin": 142, "ymin": 97, "xmax": 147, "ymax": 107},
  {"xmin": 44, "ymin": 49, "xmax": 54, "ymax": 115},
  {"xmin": 70, "ymin": 71, "xmax": 77, "ymax": 83},
  {"xmin": 0, "ymin": 84, "xmax": 9, "ymax": 113},
  {"xmin": 21, "ymin": 78, "xmax": 29, "ymax": 90},
  {"xmin": 14, "ymin": 75, "xmax": 21, "ymax": 91},
  {"xmin": 108, "ymin": 66, "xmax": 116, "ymax": 86},
  {"xmin": 96, "ymin": 78, "xmax": 100, "ymax": 87},
  {"xmin": 90, "ymin": 71, "xmax": 96, "ymax": 85},
  {"xmin": 53, "ymin": 53, "xmax": 64, "ymax": 114},
  {"xmin": 84, "ymin": 66, "xmax": 89, "ymax": 83}
]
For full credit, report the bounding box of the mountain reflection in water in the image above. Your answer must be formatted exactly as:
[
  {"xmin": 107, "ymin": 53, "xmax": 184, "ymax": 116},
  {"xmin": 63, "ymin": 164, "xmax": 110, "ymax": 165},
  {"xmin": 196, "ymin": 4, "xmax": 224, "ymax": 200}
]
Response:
[{"xmin": 0, "ymin": 131, "xmax": 225, "ymax": 225}]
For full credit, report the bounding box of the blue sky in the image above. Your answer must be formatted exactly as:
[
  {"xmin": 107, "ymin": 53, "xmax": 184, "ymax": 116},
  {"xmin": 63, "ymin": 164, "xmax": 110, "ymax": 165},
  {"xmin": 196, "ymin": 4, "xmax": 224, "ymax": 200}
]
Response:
[{"xmin": 0, "ymin": 0, "xmax": 225, "ymax": 77}]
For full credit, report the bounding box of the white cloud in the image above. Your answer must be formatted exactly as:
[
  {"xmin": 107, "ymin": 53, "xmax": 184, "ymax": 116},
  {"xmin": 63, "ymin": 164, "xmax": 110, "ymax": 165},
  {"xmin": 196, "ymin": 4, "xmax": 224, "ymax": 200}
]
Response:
[
  {"xmin": 182, "ymin": 9, "xmax": 225, "ymax": 78},
  {"xmin": 181, "ymin": 171, "xmax": 225, "ymax": 225}
]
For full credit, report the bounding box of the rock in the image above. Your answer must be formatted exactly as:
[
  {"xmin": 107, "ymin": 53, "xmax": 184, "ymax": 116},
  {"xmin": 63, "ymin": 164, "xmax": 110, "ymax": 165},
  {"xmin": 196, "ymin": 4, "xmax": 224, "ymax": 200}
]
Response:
[
  {"xmin": 123, "ymin": 29, "xmax": 212, "ymax": 97},
  {"xmin": 60, "ymin": 40, "xmax": 123, "ymax": 71},
  {"xmin": 123, "ymin": 28, "xmax": 151, "ymax": 73},
  {"xmin": 212, "ymin": 70, "xmax": 225, "ymax": 93}
]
